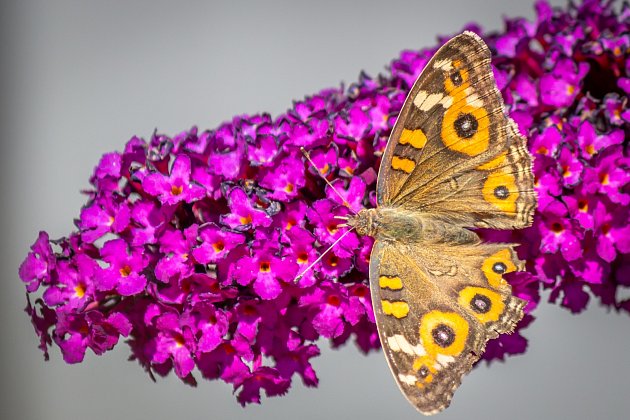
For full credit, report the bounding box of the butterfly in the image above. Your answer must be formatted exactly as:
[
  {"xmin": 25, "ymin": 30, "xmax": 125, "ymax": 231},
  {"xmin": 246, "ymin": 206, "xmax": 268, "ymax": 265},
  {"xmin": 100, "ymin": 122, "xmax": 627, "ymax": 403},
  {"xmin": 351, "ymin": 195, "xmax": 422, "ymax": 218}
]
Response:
[{"xmin": 345, "ymin": 31, "xmax": 537, "ymax": 415}]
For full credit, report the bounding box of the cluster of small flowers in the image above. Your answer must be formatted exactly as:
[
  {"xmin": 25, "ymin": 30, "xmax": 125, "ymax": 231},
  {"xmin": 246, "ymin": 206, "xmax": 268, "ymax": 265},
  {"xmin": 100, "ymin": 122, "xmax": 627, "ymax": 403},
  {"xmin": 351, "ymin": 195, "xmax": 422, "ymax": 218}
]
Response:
[{"xmin": 19, "ymin": 0, "xmax": 629, "ymax": 404}]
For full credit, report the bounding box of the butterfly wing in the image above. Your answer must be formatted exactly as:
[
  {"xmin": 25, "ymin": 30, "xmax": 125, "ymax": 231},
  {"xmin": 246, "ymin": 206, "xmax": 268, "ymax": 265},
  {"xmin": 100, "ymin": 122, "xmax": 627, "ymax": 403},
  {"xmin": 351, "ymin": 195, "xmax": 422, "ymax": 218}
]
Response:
[
  {"xmin": 377, "ymin": 31, "xmax": 536, "ymax": 229},
  {"xmin": 369, "ymin": 239, "xmax": 526, "ymax": 414}
]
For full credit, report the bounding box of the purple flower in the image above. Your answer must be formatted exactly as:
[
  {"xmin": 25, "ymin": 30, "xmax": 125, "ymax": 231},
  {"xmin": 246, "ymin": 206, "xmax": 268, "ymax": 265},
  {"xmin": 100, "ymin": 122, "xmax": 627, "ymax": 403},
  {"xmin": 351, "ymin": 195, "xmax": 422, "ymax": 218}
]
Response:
[
  {"xmin": 42, "ymin": 254, "xmax": 99, "ymax": 310},
  {"xmin": 585, "ymin": 146, "xmax": 630, "ymax": 205},
  {"xmin": 592, "ymin": 199, "xmax": 630, "ymax": 262},
  {"xmin": 54, "ymin": 309, "xmax": 132, "ymax": 364},
  {"xmin": 142, "ymin": 155, "xmax": 206, "ymax": 205},
  {"xmin": 78, "ymin": 199, "xmax": 131, "ymax": 243},
  {"xmin": 568, "ymin": 233, "xmax": 609, "ymax": 284},
  {"xmin": 18, "ymin": 0, "xmax": 630, "ymax": 407},
  {"xmin": 306, "ymin": 199, "xmax": 359, "ymax": 258},
  {"xmin": 152, "ymin": 311, "xmax": 196, "ymax": 379},
  {"xmin": 564, "ymin": 186, "xmax": 597, "ymax": 230},
  {"xmin": 235, "ymin": 366, "xmax": 291, "ymax": 406},
  {"xmin": 301, "ymin": 283, "xmax": 347, "ymax": 339},
  {"xmin": 91, "ymin": 152, "xmax": 123, "ymax": 194},
  {"xmin": 538, "ymin": 200, "xmax": 583, "ymax": 262},
  {"xmin": 182, "ymin": 302, "xmax": 229, "ymax": 354},
  {"xmin": 540, "ymin": 58, "xmax": 589, "ymax": 108},
  {"xmin": 99, "ymin": 239, "xmax": 148, "ymax": 295},
  {"xmin": 154, "ymin": 225, "xmax": 198, "ymax": 283},
  {"xmin": 260, "ymin": 152, "xmax": 306, "ymax": 201},
  {"xmin": 285, "ymin": 227, "xmax": 319, "ymax": 287},
  {"xmin": 275, "ymin": 344, "xmax": 320, "ymax": 387},
  {"xmin": 247, "ymin": 133, "xmax": 279, "ymax": 167},
  {"xmin": 233, "ymin": 240, "xmax": 299, "ymax": 300},
  {"xmin": 192, "ymin": 223, "xmax": 246, "ymax": 264},
  {"xmin": 220, "ymin": 187, "xmax": 273, "ymax": 230},
  {"xmin": 325, "ymin": 176, "xmax": 368, "ymax": 213},
  {"xmin": 577, "ymin": 120, "xmax": 623, "ymax": 160},
  {"xmin": 19, "ymin": 231, "xmax": 54, "ymax": 292},
  {"xmin": 531, "ymin": 125, "xmax": 562, "ymax": 158},
  {"xmin": 129, "ymin": 199, "xmax": 174, "ymax": 246},
  {"xmin": 557, "ymin": 147, "xmax": 583, "ymax": 187}
]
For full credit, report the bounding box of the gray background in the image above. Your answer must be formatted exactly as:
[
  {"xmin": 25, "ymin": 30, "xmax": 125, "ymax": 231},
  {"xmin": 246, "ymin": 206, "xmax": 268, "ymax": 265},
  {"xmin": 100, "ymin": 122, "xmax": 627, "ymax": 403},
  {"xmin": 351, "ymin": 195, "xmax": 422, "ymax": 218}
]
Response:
[{"xmin": 2, "ymin": 1, "xmax": 629, "ymax": 419}]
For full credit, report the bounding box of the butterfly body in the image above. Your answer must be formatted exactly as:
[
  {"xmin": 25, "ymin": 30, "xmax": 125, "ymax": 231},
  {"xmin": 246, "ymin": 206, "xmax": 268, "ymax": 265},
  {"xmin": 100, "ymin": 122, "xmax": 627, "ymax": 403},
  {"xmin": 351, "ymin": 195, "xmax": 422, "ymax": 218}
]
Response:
[
  {"xmin": 348, "ymin": 208, "xmax": 479, "ymax": 245},
  {"xmin": 351, "ymin": 32, "xmax": 537, "ymax": 415}
]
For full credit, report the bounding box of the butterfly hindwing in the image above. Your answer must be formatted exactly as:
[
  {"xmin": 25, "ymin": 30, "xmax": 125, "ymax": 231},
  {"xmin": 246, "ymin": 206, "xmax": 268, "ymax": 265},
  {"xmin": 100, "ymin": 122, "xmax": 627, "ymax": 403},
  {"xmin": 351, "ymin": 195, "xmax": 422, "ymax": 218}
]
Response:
[
  {"xmin": 369, "ymin": 237, "xmax": 526, "ymax": 414},
  {"xmin": 376, "ymin": 31, "xmax": 536, "ymax": 229}
]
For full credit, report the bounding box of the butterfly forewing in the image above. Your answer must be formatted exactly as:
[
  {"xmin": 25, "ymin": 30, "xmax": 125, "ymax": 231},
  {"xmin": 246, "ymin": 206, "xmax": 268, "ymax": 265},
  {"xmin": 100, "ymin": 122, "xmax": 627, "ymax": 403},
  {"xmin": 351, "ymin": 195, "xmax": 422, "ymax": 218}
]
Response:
[{"xmin": 376, "ymin": 31, "xmax": 535, "ymax": 229}]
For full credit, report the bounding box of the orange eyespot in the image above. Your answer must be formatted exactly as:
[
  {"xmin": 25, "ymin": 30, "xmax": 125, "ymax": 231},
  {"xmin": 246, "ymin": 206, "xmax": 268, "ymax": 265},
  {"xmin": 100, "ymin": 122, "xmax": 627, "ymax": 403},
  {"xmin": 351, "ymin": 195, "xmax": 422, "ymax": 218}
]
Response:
[
  {"xmin": 482, "ymin": 249, "xmax": 517, "ymax": 288},
  {"xmin": 413, "ymin": 355, "xmax": 438, "ymax": 388},
  {"xmin": 458, "ymin": 286, "xmax": 505, "ymax": 323},
  {"xmin": 441, "ymin": 105, "xmax": 490, "ymax": 157},
  {"xmin": 482, "ymin": 170, "xmax": 518, "ymax": 213},
  {"xmin": 444, "ymin": 61, "xmax": 470, "ymax": 96},
  {"xmin": 419, "ymin": 310, "xmax": 469, "ymax": 357}
]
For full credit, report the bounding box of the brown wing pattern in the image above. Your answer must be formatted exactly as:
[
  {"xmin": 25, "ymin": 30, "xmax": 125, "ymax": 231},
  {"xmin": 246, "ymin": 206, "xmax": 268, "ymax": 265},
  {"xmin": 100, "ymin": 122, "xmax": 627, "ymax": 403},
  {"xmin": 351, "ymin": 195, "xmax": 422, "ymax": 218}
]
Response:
[
  {"xmin": 401, "ymin": 120, "xmax": 536, "ymax": 229},
  {"xmin": 369, "ymin": 239, "xmax": 526, "ymax": 414},
  {"xmin": 376, "ymin": 31, "xmax": 536, "ymax": 229}
]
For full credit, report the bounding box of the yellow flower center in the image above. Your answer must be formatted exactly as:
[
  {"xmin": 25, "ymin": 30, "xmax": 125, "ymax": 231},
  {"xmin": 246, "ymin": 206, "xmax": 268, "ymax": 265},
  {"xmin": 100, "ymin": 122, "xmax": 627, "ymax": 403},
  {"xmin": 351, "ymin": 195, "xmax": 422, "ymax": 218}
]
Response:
[
  {"xmin": 119, "ymin": 265, "xmax": 132, "ymax": 277},
  {"xmin": 74, "ymin": 284, "xmax": 86, "ymax": 298},
  {"xmin": 260, "ymin": 261, "xmax": 271, "ymax": 272}
]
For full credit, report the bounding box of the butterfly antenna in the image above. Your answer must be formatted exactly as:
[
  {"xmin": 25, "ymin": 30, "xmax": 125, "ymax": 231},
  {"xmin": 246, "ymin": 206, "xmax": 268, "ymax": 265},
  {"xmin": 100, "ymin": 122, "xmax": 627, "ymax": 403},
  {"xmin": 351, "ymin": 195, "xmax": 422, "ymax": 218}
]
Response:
[
  {"xmin": 301, "ymin": 147, "xmax": 356, "ymax": 214},
  {"xmin": 294, "ymin": 227, "xmax": 355, "ymax": 283}
]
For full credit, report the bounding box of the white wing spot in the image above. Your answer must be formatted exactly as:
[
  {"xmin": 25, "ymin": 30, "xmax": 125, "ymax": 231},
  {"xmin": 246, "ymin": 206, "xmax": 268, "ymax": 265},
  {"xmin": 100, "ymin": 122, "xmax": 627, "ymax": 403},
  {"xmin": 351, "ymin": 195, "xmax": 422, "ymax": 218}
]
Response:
[
  {"xmin": 436, "ymin": 354, "xmax": 455, "ymax": 366},
  {"xmin": 387, "ymin": 334, "xmax": 426, "ymax": 356},
  {"xmin": 398, "ymin": 373, "xmax": 417, "ymax": 386},
  {"xmin": 414, "ymin": 91, "xmax": 452, "ymax": 111},
  {"xmin": 464, "ymin": 88, "xmax": 483, "ymax": 107},
  {"xmin": 433, "ymin": 59, "xmax": 453, "ymax": 71}
]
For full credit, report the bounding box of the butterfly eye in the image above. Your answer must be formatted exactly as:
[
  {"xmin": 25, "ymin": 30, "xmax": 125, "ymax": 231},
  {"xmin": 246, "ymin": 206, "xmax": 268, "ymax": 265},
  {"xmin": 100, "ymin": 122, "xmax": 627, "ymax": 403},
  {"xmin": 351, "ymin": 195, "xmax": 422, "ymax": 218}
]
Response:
[
  {"xmin": 431, "ymin": 324, "xmax": 456, "ymax": 347},
  {"xmin": 454, "ymin": 113, "xmax": 478, "ymax": 138}
]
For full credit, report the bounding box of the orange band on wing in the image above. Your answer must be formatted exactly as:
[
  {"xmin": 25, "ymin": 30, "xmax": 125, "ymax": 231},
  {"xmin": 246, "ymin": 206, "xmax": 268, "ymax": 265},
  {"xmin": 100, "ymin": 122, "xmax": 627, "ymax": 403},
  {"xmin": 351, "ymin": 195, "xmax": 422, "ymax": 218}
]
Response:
[{"xmin": 391, "ymin": 156, "xmax": 416, "ymax": 173}]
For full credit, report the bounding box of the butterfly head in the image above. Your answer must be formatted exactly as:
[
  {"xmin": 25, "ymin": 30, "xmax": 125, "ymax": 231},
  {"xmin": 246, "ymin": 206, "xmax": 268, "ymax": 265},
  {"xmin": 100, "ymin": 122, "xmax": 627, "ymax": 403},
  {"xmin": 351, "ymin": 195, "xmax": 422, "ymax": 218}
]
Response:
[{"xmin": 346, "ymin": 209, "xmax": 379, "ymax": 237}]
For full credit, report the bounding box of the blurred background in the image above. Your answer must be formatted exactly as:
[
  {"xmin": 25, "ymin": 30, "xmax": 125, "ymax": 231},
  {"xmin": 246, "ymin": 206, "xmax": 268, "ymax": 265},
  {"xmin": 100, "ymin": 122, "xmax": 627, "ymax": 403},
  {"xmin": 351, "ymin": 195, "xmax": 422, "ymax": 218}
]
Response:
[{"xmin": 2, "ymin": 1, "xmax": 629, "ymax": 419}]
